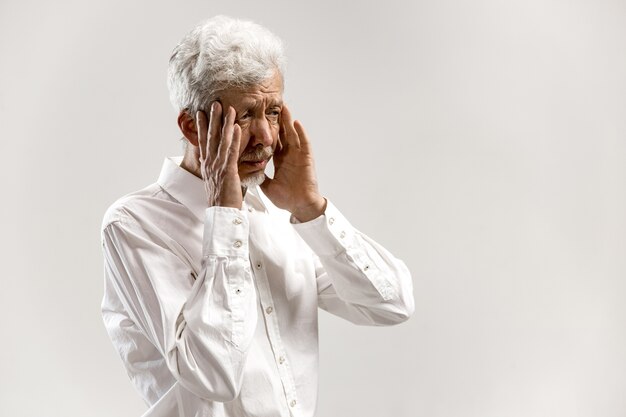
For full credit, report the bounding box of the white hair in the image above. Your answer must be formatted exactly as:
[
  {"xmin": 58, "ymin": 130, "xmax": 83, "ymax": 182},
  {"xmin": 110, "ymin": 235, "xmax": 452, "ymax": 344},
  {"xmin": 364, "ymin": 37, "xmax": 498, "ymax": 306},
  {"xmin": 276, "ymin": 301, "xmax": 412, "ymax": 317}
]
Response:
[{"xmin": 167, "ymin": 15, "xmax": 287, "ymax": 117}]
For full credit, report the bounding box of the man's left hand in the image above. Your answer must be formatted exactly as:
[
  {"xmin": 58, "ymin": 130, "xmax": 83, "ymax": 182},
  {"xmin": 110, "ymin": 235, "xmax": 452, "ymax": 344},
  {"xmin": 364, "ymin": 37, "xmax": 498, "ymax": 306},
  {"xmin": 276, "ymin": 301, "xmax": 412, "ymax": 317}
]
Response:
[{"xmin": 260, "ymin": 105, "xmax": 326, "ymax": 222}]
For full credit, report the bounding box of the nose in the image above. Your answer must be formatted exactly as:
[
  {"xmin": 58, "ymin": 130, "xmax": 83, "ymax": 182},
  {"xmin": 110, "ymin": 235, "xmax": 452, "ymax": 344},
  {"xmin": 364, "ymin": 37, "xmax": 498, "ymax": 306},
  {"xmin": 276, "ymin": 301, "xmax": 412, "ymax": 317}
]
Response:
[{"xmin": 248, "ymin": 116, "xmax": 274, "ymax": 148}]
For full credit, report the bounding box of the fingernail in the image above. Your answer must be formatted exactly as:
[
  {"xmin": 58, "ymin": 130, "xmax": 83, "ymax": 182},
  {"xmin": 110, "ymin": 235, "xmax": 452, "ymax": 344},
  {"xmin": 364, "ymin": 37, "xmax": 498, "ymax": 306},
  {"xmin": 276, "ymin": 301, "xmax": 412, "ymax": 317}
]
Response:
[{"xmin": 211, "ymin": 102, "xmax": 217, "ymax": 112}]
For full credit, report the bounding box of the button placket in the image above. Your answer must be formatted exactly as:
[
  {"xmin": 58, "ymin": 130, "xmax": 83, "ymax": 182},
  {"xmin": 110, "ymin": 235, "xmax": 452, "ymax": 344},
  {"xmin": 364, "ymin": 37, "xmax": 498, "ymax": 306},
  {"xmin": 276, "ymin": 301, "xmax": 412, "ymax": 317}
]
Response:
[{"xmin": 249, "ymin": 252, "xmax": 299, "ymax": 412}]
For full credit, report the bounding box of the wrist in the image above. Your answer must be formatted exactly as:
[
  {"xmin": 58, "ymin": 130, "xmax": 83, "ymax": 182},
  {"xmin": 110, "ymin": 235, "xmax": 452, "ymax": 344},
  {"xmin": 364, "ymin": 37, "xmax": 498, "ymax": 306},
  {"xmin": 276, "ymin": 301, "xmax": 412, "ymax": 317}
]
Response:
[{"xmin": 291, "ymin": 197, "xmax": 327, "ymax": 223}]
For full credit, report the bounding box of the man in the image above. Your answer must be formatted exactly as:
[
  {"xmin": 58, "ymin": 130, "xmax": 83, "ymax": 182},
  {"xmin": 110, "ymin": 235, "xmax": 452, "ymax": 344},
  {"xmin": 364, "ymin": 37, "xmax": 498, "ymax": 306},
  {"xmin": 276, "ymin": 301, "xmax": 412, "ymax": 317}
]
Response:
[{"xmin": 101, "ymin": 15, "xmax": 414, "ymax": 417}]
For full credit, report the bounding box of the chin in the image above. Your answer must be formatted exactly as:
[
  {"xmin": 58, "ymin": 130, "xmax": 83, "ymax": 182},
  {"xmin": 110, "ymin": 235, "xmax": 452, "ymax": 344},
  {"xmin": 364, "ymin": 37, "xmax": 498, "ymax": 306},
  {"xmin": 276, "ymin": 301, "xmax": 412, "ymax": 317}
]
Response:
[{"xmin": 240, "ymin": 171, "xmax": 266, "ymax": 188}]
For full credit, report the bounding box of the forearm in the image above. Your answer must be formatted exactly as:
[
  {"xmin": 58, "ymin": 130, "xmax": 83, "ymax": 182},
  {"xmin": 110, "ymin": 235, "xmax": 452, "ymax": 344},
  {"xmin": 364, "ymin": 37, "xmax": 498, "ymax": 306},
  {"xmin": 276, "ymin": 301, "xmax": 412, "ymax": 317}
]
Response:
[
  {"xmin": 292, "ymin": 200, "xmax": 415, "ymax": 325},
  {"xmin": 102, "ymin": 207, "xmax": 257, "ymax": 402},
  {"xmin": 173, "ymin": 206, "xmax": 256, "ymax": 400}
]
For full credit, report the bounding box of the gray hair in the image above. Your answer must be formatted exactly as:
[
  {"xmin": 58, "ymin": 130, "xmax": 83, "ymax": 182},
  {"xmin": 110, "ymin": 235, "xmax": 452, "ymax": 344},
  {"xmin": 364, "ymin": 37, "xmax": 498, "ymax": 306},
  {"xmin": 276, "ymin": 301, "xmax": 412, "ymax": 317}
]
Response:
[{"xmin": 167, "ymin": 15, "xmax": 287, "ymax": 117}]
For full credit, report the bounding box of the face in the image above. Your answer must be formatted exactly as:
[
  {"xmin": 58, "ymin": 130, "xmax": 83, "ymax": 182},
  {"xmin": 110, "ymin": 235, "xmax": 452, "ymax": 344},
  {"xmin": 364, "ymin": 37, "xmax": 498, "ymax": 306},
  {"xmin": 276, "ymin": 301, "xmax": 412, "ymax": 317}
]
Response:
[{"xmin": 215, "ymin": 72, "xmax": 283, "ymax": 187}]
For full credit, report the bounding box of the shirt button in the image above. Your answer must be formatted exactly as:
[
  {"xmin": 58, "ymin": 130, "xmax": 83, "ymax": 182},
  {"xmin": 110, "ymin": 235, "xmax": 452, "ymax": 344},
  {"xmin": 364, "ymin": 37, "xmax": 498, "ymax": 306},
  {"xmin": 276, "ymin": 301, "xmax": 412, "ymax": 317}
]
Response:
[
  {"xmin": 265, "ymin": 306, "xmax": 273, "ymax": 314},
  {"xmin": 233, "ymin": 240, "xmax": 242, "ymax": 248},
  {"xmin": 328, "ymin": 217, "xmax": 335, "ymax": 225},
  {"xmin": 235, "ymin": 288, "xmax": 242, "ymax": 294},
  {"xmin": 256, "ymin": 262, "xmax": 262, "ymax": 269},
  {"xmin": 278, "ymin": 356, "xmax": 285, "ymax": 364},
  {"xmin": 290, "ymin": 400, "xmax": 297, "ymax": 407},
  {"xmin": 339, "ymin": 231, "xmax": 346, "ymax": 239},
  {"xmin": 247, "ymin": 207, "xmax": 253, "ymax": 212},
  {"xmin": 364, "ymin": 265, "xmax": 370, "ymax": 271},
  {"xmin": 233, "ymin": 218, "xmax": 242, "ymax": 225}
]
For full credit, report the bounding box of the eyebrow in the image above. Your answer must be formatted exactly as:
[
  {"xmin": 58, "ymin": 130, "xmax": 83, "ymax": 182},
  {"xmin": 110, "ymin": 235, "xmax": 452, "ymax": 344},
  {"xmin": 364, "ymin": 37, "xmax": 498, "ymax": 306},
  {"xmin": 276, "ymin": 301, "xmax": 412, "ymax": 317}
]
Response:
[{"xmin": 239, "ymin": 98, "xmax": 283, "ymax": 109}]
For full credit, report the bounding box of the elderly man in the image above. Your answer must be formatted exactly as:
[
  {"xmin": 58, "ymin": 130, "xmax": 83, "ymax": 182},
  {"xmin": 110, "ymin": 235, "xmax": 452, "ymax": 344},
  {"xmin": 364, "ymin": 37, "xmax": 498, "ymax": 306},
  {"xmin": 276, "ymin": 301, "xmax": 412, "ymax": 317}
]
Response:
[{"xmin": 101, "ymin": 15, "xmax": 414, "ymax": 417}]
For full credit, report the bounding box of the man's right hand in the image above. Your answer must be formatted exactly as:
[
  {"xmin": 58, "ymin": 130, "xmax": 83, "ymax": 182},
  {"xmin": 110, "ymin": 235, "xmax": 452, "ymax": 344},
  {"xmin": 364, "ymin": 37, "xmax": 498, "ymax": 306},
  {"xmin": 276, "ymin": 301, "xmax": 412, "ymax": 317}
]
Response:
[{"xmin": 196, "ymin": 102, "xmax": 243, "ymax": 209}]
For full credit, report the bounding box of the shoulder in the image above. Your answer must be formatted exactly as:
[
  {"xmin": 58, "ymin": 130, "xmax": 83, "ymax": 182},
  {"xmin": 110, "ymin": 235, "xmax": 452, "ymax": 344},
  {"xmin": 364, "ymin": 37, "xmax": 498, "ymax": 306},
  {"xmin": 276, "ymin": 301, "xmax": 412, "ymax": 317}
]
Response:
[{"xmin": 101, "ymin": 183, "xmax": 165, "ymax": 231}]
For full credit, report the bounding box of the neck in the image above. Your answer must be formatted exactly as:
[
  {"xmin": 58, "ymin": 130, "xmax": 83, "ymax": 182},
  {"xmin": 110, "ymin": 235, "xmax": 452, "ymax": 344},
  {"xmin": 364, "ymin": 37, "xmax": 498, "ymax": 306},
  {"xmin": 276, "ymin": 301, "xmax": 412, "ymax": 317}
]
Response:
[{"xmin": 180, "ymin": 144, "xmax": 202, "ymax": 178}]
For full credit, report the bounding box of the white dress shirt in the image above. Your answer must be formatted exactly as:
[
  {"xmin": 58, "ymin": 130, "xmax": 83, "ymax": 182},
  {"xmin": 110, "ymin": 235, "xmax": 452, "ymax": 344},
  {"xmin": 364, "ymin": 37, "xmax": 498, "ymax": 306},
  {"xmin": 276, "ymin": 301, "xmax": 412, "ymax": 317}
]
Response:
[{"xmin": 100, "ymin": 156, "xmax": 414, "ymax": 417}]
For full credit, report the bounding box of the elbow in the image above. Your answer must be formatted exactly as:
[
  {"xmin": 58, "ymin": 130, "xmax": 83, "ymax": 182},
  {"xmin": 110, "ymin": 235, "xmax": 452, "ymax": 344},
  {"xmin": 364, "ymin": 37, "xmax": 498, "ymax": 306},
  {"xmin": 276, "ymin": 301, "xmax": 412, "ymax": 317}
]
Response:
[
  {"xmin": 168, "ymin": 346, "xmax": 245, "ymax": 403},
  {"xmin": 176, "ymin": 365, "xmax": 242, "ymax": 402},
  {"xmin": 380, "ymin": 291, "xmax": 415, "ymax": 326},
  {"xmin": 387, "ymin": 268, "xmax": 415, "ymax": 325},
  {"xmin": 379, "ymin": 303, "xmax": 414, "ymax": 326},
  {"xmin": 193, "ymin": 378, "xmax": 241, "ymax": 403},
  {"xmin": 208, "ymin": 374, "xmax": 242, "ymax": 403},
  {"xmin": 395, "ymin": 291, "xmax": 415, "ymax": 324},
  {"xmin": 392, "ymin": 300, "xmax": 414, "ymax": 324},
  {"xmin": 355, "ymin": 297, "xmax": 415, "ymax": 326}
]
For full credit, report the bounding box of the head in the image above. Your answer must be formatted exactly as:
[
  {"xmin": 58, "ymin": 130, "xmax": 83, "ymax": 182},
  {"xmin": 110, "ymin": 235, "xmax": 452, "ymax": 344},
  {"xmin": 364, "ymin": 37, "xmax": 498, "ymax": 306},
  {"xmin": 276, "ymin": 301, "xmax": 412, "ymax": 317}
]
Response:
[{"xmin": 168, "ymin": 15, "xmax": 287, "ymax": 186}]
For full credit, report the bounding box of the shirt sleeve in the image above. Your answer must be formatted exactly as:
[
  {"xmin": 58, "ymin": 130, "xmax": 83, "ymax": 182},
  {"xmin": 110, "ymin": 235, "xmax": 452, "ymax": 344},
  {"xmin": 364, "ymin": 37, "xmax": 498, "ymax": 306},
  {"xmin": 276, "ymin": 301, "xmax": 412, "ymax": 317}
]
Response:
[
  {"xmin": 291, "ymin": 200, "xmax": 415, "ymax": 326},
  {"xmin": 101, "ymin": 206, "xmax": 257, "ymax": 402}
]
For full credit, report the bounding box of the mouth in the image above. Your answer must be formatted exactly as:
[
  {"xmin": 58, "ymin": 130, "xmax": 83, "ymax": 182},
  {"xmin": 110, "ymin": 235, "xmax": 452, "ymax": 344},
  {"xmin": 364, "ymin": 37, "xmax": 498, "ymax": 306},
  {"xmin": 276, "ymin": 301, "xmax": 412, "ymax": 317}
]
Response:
[{"xmin": 240, "ymin": 157, "xmax": 270, "ymax": 170}]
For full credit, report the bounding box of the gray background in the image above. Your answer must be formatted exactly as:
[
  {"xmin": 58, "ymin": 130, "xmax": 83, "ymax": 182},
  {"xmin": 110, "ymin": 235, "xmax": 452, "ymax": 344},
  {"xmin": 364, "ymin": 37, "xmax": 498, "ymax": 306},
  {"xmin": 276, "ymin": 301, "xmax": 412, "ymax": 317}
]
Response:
[{"xmin": 1, "ymin": 0, "xmax": 625, "ymax": 416}]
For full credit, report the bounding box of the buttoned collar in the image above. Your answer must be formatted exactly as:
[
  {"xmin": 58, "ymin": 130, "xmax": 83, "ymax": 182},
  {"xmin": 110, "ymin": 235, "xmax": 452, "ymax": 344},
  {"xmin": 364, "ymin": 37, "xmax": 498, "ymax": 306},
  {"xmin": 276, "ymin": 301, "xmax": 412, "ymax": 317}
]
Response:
[{"xmin": 156, "ymin": 156, "xmax": 272, "ymax": 222}]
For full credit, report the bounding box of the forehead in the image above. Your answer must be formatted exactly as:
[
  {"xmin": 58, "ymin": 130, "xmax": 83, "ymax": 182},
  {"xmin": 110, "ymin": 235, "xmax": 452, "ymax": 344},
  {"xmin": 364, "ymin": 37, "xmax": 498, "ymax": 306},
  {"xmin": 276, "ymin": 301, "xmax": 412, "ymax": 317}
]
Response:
[{"xmin": 219, "ymin": 72, "xmax": 284, "ymax": 106}]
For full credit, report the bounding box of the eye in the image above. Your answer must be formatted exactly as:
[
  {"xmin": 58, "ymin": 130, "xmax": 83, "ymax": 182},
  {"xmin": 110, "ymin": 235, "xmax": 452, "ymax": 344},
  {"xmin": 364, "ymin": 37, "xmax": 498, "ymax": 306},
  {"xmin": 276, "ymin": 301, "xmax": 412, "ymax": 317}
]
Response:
[
  {"xmin": 237, "ymin": 112, "xmax": 251, "ymax": 122},
  {"xmin": 267, "ymin": 108, "xmax": 281, "ymax": 118}
]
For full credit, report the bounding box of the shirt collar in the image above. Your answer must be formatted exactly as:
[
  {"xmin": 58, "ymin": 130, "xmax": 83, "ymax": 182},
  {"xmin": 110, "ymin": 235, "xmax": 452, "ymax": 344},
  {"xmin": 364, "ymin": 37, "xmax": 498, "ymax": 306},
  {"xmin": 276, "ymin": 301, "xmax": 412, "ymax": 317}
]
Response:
[{"xmin": 156, "ymin": 156, "xmax": 272, "ymax": 221}]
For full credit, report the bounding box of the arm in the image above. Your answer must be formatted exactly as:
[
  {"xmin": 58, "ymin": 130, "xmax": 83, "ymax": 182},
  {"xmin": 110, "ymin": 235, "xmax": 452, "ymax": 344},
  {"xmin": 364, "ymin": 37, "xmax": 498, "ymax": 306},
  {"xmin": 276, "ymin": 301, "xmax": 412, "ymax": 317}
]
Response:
[
  {"xmin": 102, "ymin": 102, "xmax": 253, "ymax": 401},
  {"xmin": 292, "ymin": 200, "xmax": 415, "ymax": 326},
  {"xmin": 260, "ymin": 105, "xmax": 414, "ymax": 325},
  {"xmin": 101, "ymin": 205, "xmax": 257, "ymax": 402}
]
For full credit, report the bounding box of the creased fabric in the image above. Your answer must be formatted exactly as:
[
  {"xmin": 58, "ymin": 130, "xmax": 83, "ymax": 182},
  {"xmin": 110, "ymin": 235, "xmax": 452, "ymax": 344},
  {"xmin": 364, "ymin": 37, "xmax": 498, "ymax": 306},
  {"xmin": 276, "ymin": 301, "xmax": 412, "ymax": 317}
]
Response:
[{"xmin": 100, "ymin": 156, "xmax": 415, "ymax": 417}]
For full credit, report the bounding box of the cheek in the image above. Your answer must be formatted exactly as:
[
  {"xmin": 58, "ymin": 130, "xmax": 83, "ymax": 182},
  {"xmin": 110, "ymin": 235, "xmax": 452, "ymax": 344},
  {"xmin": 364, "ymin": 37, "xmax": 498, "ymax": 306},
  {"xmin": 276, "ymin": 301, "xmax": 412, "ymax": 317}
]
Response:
[
  {"xmin": 271, "ymin": 125, "xmax": 280, "ymax": 146},
  {"xmin": 237, "ymin": 133, "xmax": 252, "ymax": 156}
]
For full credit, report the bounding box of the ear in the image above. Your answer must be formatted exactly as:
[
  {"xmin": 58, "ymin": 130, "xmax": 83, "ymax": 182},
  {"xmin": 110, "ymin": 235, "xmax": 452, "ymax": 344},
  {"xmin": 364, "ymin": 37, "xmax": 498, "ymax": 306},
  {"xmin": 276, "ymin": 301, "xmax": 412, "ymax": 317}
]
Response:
[{"xmin": 177, "ymin": 111, "xmax": 199, "ymax": 147}]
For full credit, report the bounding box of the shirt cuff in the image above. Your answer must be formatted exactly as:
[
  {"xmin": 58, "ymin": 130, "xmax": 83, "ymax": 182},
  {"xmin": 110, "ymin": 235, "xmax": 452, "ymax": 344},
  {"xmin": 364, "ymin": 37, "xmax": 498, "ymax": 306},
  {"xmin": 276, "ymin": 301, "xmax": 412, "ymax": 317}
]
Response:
[
  {"xmin": 291, "ymin": 200, "xmax": 357, "ymax": 257},
  {"xmin": 203, "ymin": 206, "xmax": 250, "ymax": 257}
]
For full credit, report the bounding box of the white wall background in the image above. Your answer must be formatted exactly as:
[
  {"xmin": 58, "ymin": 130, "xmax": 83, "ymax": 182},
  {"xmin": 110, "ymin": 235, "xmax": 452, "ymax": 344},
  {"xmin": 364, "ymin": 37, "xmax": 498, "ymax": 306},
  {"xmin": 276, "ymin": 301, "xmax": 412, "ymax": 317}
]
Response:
[{"xmin": 1, "ymin": 0, "xmax": 625, "ymax": 416}]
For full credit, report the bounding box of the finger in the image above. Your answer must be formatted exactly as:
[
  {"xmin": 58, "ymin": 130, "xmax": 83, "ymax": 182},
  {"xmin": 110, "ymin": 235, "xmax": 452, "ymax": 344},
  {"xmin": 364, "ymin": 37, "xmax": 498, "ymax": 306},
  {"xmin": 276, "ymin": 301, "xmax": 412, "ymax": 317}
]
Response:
[
  {"xmin": 196, "ymin": 110, "xmax": 208, "ymax": 162},
  {"xmin": 276, "ymin": 120, "xmax": 285, "ymax": 153},
  {"xmin": 294, "ymin": 120, "xmax": 312, "ymax": 153},
  {"xmin": 227, "ymin": 124, "xmax": 242, "ymax": 167},
  {"xmin": 217, "ymin": 106, "xmax": 235, "ymax": 163},
  {"xmin": 208, "ymin": 101, "xmax": 222, "ymax": 160},
  {"xmin": 280, "ymin": 105, "xmax": 301, "ymax": 148}
]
